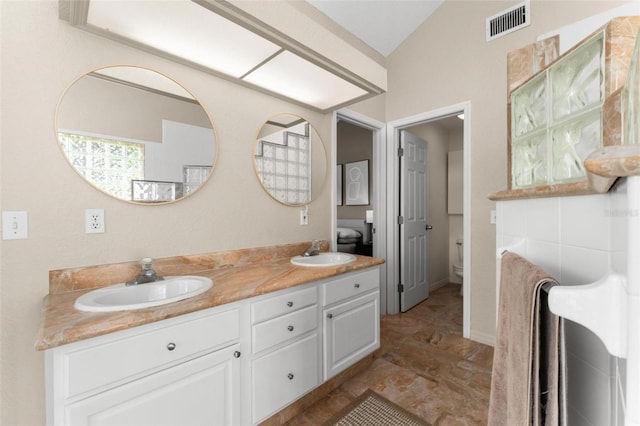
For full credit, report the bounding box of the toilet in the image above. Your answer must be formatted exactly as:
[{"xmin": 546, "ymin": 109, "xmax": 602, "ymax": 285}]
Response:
[{"xmin": 453, "ymin": 239, "xmax": 463, "ymax": 293}]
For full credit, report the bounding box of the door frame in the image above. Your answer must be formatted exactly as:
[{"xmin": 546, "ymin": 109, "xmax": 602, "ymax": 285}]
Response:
[
  {"xmin": 386, "ymin": 101, "xmax": 471, "ymax": 338},
  {"xmin": 331, "ymin": 108, "xmax": 388, "ymax": 313}
]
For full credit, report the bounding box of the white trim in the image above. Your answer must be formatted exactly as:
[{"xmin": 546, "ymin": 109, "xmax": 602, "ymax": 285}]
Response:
[
  {"xmin": 332, "ymin": 109, "xmax": 388, "ymax": 313},
  {"xmin": 470, "ymin": 330, "xmax": 495, "ymax": 347},
  {"xmin": 387, "ymin": 101, "xmax": 472, "ymax": 338}
]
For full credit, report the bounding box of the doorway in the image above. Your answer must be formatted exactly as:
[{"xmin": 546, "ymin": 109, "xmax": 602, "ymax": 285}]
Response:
[
  {"xmin": 387, "ymin": 102, "xmax": 471, "ymax": 338},
  {"xmin": 332, "ymin": 109, "xmax": 387, "ymax": 312}
]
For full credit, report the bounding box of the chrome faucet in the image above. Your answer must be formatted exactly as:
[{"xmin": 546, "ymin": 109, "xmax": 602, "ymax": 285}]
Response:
[
  {"xmin": 303, "ymin": 240, "xmax": 322, "ymax": 257},
  {"xmin": 126, "ymin": 257, "xmax": 164, "ymax": 286}
]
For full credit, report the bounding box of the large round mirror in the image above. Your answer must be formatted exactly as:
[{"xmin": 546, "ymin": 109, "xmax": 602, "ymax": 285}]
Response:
[
  {"xmin": 56, "ymin": 66, "xmax": 217, "ymax": 204},
  {"xmin": 253, "ymin": 114, "xmax": 327, "ymax": 205}
]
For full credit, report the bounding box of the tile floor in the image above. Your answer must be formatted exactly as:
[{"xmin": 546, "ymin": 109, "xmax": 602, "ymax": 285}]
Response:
[{"xmin": 286, "ymin": 283, "xmax": 494, "ymax": 425}]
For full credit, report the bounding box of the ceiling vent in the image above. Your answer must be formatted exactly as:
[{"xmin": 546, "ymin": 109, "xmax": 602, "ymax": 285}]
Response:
[{"xmin": 486, "ymin": 1, "xmax": 530, "ymax": 41}]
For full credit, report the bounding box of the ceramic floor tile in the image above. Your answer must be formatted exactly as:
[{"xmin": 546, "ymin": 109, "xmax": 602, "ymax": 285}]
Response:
[{"xmin": 284, "ymin": 283, "xmax": 493, "ymax": 425}]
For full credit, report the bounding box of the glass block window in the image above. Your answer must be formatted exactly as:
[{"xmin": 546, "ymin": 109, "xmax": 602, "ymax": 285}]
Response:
[
  {"xmin": 255, "ymin": 127, "xmax": 311, "ymax": 204},
  {"xmin": 58, "ymin": 132, "xmax": 144, "ymax": 199}
]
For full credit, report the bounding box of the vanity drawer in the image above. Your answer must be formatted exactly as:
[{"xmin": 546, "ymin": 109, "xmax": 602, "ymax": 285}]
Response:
[
  {"xmin": 251, "ymin": 285, "xmax": 317, "ymax": 324},
  {"xmin": 252, "ymin": 333, "xmax": 320, "ymax": 423},
  {"xmin": 62, "ymin": 308, "xmax": 240, "ymax": 399},
  {"xmin": 252, "ymin": 304, "xmax": 318, "ymax": 354},
  {"xmin": 322, "ymin": 268, "xmax": 379, "ymax": 306}
]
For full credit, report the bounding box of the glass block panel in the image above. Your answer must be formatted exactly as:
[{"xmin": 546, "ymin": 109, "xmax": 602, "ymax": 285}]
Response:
[
  {"xmin": 550, "ymin": 34, "xmax": 603, "ymax": 122},
  {"xmin": 58, "ymin": 132, "xmax": 144, "ymax": 199},
  {"xmin": 511, "ymin": 132, "xmax": 547, "ymax": 188},
  {"xmin": 550, "ymin": 110, "xmax": 601, "ymax": 182},
  {"xmin": 255, "ymin": 130, "xmax": 311, "ymax": 203},
  {"xmin": 625, "ymin": 31, "xmax": 640, "ymax": 144},
  {"xmin": 512, "ymin": 73, "xmax": 547, "ymax": 137}
]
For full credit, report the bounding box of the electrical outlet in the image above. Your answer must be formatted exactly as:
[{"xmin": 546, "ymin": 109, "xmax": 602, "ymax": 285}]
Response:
[
  {"xmin": 85, "ymin": 209, "xmax": 105, "ymax": 234},
  {"xmin": 2, "ymin": 211, "xmax": 28, "ymax": 240}
]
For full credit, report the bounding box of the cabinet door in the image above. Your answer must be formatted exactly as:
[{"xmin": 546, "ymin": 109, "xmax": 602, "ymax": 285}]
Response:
[
  {"xmin": 66, "ymin": 344, "xmax": 241, "ymax": 426},
  {"xmin": 324, "ymin": 292, "xmax": 379, "ymax": 380},
  {"xmin": 252, "ymin": 333, "xmax": 319, "ymax": 424}
]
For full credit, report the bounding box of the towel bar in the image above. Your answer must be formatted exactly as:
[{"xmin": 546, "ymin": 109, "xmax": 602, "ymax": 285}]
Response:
[{"xmin": 548, "ymin": 274, "xmax": 627, "ymax": 358}]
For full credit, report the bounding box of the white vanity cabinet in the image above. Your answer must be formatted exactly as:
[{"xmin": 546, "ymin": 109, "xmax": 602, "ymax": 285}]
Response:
[
  {"xmin": 45, "ymin": 306, "xmax": 242, "ymax": 426},
  {"xmin": 322, "ymin": 268, "xmax": 380, "ymax": 380},
  {"xmin": 249, "ymin": 284, "xmax": 321, "ymax": 424},
  {"xmin": 45, "ymin": 266, "xmax": 382, "ymax": 426}
]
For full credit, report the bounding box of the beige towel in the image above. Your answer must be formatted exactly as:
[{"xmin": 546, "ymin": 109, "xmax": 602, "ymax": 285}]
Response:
[{"xmin": 488, "ymin": 252, "xmax": 564, "ymax": 426}]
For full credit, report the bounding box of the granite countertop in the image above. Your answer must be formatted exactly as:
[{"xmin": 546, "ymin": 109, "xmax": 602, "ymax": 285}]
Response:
[{"xmin": 35, "ymin": 247, "xmax": 384, "ymax": 351}]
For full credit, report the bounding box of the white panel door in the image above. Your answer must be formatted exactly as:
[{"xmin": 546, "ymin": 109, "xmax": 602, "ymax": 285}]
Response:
[{"xmin": 400, "ymin": 130, "xmax": 429, "ymax": 312}]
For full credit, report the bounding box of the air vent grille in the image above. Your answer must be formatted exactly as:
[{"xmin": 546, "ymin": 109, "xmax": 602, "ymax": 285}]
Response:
[{"xmin": 486, "ymin": 1, "xmax": 530, "ymax": 41}]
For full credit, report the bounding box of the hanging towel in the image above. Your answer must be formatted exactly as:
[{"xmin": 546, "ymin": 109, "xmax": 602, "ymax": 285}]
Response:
[{"xmin": 488, "ymin": 251, "xmax": 565, "ymax": 426}]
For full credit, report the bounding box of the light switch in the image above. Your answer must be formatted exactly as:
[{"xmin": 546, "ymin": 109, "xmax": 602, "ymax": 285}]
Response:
[{"xmin": 2, "ymin": 211, "xmax": 28, "ymax": 240}]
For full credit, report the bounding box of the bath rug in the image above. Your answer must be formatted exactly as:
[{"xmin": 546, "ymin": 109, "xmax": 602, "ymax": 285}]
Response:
[{"xmin": 322, "ymin": 389, "xmax": 430, "ymax": 426}]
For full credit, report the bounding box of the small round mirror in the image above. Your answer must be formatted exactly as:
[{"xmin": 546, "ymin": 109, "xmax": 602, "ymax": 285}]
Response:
[
  {"xmin": 56, "ymin": 66, "xmax": 217, "ymax": 204},
  {"xmin": 253, "ymin": 114, "xmax": 327, "ymax": 205}
]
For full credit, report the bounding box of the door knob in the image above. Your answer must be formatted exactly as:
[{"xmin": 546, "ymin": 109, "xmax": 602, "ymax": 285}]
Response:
[{"xmin": 426, "ymin": 225, "xmax": 433, "ymax": 230}]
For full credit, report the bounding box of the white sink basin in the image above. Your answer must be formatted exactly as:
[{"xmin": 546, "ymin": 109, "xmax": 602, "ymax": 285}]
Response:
[
  {"xmin": 290, "ymin": 252, "xmax": 356, "ymax": 267},
  {"xmin": 74, "ymin": 276, "xmax": 213, "ymax": 312}
]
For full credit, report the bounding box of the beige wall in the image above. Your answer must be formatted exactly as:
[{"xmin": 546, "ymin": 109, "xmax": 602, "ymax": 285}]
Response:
[
  {"xmin": 384, "ymin": 0, "xmax": 631, "ymax": 342},
  {"xmin": 0, "ymin": 2, "xmax": 333, "ymax": 425}
]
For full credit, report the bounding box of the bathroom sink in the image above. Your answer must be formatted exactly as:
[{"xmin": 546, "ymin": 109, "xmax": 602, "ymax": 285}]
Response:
[
  {"xmin": 74, "ymin": 276, "xmax": 213, "ymax": 312},
  {"xmin": 290, "ymin": 252, "xmax": 356, "ymax": 267}
]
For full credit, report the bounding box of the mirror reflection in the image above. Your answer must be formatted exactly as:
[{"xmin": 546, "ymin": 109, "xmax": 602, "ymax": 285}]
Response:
[
  {"xmin": 254, "ymin": 114, "xmax": 327, "ymax": 205},
  {"xmin": 56, "ymin": 66, "xmax": 217, "ymax": 203}
]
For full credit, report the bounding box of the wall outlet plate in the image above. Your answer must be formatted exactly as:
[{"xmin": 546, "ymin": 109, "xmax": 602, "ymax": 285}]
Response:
[{"xmin": 85, "ymin": 209, "xmax": 105, "ymax": 234}]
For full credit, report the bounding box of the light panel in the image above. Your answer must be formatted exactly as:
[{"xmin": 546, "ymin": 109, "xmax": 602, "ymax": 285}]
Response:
[
  {"xmin": 243, "ymin": 51, "xmax": 368, "ymax": 110},
  {"xmin": 77, "ymin": 0, "xmax": 375, "ymax": 111},
  {"xmin": 87, "ymin": 0, "xmax": 281, "ymax": 78}
]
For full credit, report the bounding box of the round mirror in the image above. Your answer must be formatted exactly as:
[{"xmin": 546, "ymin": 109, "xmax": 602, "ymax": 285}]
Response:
[
  {"xmin": 253, "ymin": 114, "xmax": 327, "ymax": 205},
  {"xmin": 56, "ymin": 66, "xmax": 217, "ymax": 204}
]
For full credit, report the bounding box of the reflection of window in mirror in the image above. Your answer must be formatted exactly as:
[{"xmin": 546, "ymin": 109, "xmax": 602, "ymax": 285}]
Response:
[
  {"xmin": 255, "ymin": 122, "xmax": 311, "ymax": 204},
  {"xmin": 58, "ymin": 132, "xmax": 144, "ymax": 199}
]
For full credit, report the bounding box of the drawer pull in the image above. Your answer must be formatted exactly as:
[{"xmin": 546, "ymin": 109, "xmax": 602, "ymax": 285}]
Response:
[
  {"xmin": 287, "ymin": 301, "xmax": 294, "ymax": 307},
  {"xmin": 166, "ymin": 342, "xmax": 176, "ymax": 351},
  {"xmin": 327, "ymin": 313, "xmax": 333, "ymax": 319},
  {"xmin": 287, "ymin": 373, "xmax": 294, "ymax": 380},
  {"xmin": 287, "ymin": 325, "xmax": 294, "ymax": 332},
  {"xmin": 354, "ymin": 283, "xmax": 360, "ymax": 288},
  {"xmin": 234, "ymin": 351, "xmax": 241, "ymax": 358}
]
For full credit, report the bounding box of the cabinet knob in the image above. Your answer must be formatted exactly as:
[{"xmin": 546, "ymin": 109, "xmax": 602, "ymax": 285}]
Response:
[
  {"xmin": 166, "ymin": 342, "xmax": 176, "ymax": 351},
  {"xmin": 287, "ymin": 301, "xmax": 294, "ymax": 307},
  {"xmin": 234, "ymin": 351, "xmax": 241, "ymax": 358},
  {"xmin": 287, "ymin": 373, "xmax": 294, "ymax": 380},
  {"xmin": 287, "ymin": 325, "xmax": 294, "ymax": 332},
  {"xmin": 327, "ymin": 313, "xmax": 333, "ymax": 319},
  {"xmin": 354, "ymin": 283, "xmax": 360, "ymax": 288}
]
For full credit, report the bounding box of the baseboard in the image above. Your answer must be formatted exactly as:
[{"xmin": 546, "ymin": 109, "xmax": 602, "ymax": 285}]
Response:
[
  {"xmin": 429, "ymin": 278, "xmax": 450, "ymax": 292},
  {"xmin": 470, "ymin": 329, "xmax": 495, "ymax": 347}
]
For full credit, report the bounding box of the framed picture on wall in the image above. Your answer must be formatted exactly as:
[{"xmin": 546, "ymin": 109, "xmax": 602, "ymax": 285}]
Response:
[
  {"xmin": 345, "ymin": 160, "xmax": 369, "ymax": 206},
  {"xmin": 337, "ymin": 164, "xmax": 343, "ymax": 206}
]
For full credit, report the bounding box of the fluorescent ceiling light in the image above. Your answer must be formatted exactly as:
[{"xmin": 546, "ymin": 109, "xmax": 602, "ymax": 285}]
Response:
[
  {"xmin": 87, "ymin": 0, "xmax": 281, "ymax": 78},
  {"xmin": 67, "ymin": 0, "xmax": 376, "ymax": 111},
  {"xmin": 243, "ymin": 51, "xmax": 368, "ymax": 110}
]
